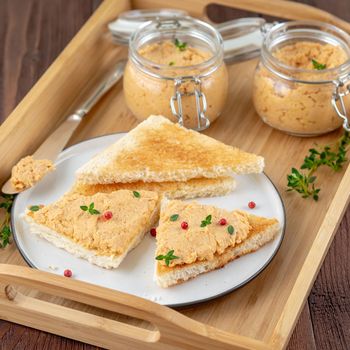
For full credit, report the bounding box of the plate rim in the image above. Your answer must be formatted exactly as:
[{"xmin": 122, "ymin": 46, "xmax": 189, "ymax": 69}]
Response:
[{"xmin": 11, "ymin": 132, "xmax": 287, "ymax": 308}]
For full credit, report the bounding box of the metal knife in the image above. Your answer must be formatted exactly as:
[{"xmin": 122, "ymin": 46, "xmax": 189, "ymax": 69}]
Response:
[{"xmin": 2, "ymin": 59, "xmax": 126, "ymax": 194}]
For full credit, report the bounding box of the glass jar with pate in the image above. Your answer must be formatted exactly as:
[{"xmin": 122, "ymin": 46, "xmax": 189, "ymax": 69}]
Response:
[
  {"xmin": 123, "ymin": 17, "xmax": 228, "ymax": 131},
  {"xmin": 253, "ymin": 21, "xmax": 350, "ymax": 136}
]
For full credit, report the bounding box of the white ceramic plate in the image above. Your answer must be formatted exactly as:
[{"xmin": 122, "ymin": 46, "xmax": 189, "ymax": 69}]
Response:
[{"xmin": 12, "ymin": 133, "xmax": 285, "ymax": 307}]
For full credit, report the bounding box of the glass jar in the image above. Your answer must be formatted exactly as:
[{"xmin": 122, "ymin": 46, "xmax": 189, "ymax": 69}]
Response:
[
  {"xmin": 123, "ymin": 17, "xmax": 228, "ymax": 131},
  {"xmin": 253, "ymin": 21, "xmax": 350, "ymax": 136}
]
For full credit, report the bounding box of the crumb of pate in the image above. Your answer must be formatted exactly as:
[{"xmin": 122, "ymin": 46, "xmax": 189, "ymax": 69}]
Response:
[{"xmin": 10, "ymin": 156, "xmax": 55, "ymax": 190}]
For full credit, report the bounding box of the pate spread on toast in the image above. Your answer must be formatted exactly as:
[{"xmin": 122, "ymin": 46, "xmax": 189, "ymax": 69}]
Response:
[
  {"xmin": 25, "ymin": 190, "xmax": 160, "ymax": 268},
  {"xmin": 154, "ymin": 200, "xmax": 280, "ymax": 287}
]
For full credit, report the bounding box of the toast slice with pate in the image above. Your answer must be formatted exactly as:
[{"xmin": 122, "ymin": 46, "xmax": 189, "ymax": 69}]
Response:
[
  {"xmin": 75, "ymin": 115, "xmax": 264, "ymax": 185},
  {"xmin": 71, "ymin": 176, "xmax": 236, "ymax": 200},
  {"xmin": 154, "ymin": 200, "xmax": 280, "ymax": 287},
  {"xmin": 25, "ymin": 190, "xmax": 160, "ymax": 269}
]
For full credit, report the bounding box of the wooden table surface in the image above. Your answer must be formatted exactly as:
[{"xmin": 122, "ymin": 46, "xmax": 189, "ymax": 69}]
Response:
[{"xmin": 0, "ymin": 0, "xmax": 349, "ymax": 349}]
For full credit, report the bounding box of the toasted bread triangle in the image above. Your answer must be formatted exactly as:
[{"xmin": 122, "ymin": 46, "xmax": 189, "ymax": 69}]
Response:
[
  {"xmin": 154, "ymin": 199, "xmax": 280, "ymax": 287},
  {"xmin": 76, "ymin": 115, "xmax": 264, "ymax": 184},
  {"xmin": 25, "ymin": 190, "xmax": 160, "ymax": 269}
]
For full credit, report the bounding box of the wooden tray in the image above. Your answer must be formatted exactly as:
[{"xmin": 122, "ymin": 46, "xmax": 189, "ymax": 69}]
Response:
[{"xmin": 1, "ymin": 0, "xmax": 350, "ymax": 349}]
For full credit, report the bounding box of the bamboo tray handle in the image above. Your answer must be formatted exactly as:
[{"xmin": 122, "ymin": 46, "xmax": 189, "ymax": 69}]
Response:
[
  {"xmin": 163, "ymin": 0, "xmax": 350, "ymax": 33},
  {"xmin": 0, "ymin": 264, "xmax": 270, "ymax": 350},
  {"xmin": 220, "ymin": 0, "xmax": 350, "ymax": 33}
]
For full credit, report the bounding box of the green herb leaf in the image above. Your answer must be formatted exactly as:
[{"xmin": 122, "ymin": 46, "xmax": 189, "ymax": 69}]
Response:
[
  {"xmin": 0, "ymin": 200, "xmax": 12, "ymax": 212},
  {"xmin": 29, "ymin": 205, "xmax": 40, "ymax": 212},
  {"xmin": 287, "ymin": 132, "xmax": 350, "ymax": 201},
  {"xmin": 81, "ymin": 202, "xmax": 100, "ymax": 215},
  {"xmin": 227, "ymin": 225, "xmax": 234, "ymax": 235},
  {"xmin": 174, "ymin": 38, "xmax": 187, "ymax": 51},
  {"xmin": 312, "ymin": 59, "xmax": 326, "ymax": 70},
  {"xmin": 0, "ymin": 194, "xmax": 14, "ymax": 248},
  {"xmin": 0, "ymin": 225, "xmax": 11, "ymax": 248},
  {"xmin": 155, "ymin": 250, "xmax": 179, "ymax": 266},
  {"xmin": 169, "ymin": 61, "xmax": 175, "ymax": 66},
  {"xmin": 200, "ymin": 214, "xmax": 212, "ymax": 227},
  {"xmin": 133, "ymin": 191, "xmax": 141, "ymax": 198},
  {"xmin": 170, "ymin": 214, "xmax": 179, "ymax": 222}
]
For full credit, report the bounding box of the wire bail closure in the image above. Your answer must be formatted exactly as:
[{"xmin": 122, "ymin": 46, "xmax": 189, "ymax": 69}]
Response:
[
  {"xmin": 170, "ymin": 77, "xmax": 210, "ymax": 131},
  {"xmin": 332, "ymin": 74, "xmax": 350, "ymax": 131},
  {"xmin": 156, "ymin": 18, "xmax": 181, "ymax": 30}
]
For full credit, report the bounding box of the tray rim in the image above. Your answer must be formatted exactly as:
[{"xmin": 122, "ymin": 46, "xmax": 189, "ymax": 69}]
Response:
[{"xmin": 10, "ymin": 132, "xmax": 287, "ymax": 308}]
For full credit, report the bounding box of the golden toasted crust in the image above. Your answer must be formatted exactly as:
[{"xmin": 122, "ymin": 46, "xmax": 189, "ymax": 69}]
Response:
[
  {"xmin": 71, "ymin": 177, "xmax": 236, "ymax": 199},
  {"xmin": 243, "ymin": 212, "xmax": 279, "ymax": 238},
  {"xmin": 76, "ymin": 115, "xmax": 264, "ymax": 184}
]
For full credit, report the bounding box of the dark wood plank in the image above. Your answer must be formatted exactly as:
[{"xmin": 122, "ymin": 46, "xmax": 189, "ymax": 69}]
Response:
[
  {"xmin": 0, "ymin": 321, "xmax": 102, "ymax": 350},
  {"xmin": 287, "ymin": 303, "xmax": 316, "ymax": 350},
  {"xmin": 0, "ymin": 0, "xmax": 101, "ymax": 121},
  {"xmin": 308, "ymin": 210, "xmax": 350, "ymax": 349},
  {"xmin": 0, "ymin": 0, "xmax": 350, "ymax": 349}
]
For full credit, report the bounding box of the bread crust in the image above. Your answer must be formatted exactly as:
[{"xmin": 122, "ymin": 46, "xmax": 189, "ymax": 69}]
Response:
[{"xmin": 71, "ymin": 176, "xmax": 236, "ymax": 199}]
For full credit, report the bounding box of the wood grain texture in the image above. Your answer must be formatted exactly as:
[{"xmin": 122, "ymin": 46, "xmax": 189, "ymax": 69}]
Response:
[
  {"xmin": 0, "ymin": 0, "xmax": 350, "ymax": 349},
  {"xmin": 308, "ymin": 211, "xmax": 350, "ymax": 349},
  {"xmin": 0, "ymin": 0, "xmax": 101, "ymax": 121}
]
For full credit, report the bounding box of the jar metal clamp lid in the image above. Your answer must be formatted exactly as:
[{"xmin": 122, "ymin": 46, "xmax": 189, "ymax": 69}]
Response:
[
  {"xmin": 332, "ymin": 74, "xmax": 350, "ymax": 131},
  {"xmin": 149, "ymin": 18, "xmax": 210, "ymax": 130}
]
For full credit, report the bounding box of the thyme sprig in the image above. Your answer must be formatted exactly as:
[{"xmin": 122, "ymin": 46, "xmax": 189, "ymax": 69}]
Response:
[
  {"xmin": 287, "ymin": 132, "xmax": 350, "ymax": 201},
  {"xmin": 200, "ymin": 214, "xmax": 212, "ymax": 227},
  {"xmin": 287, "ymin": 168, "xmax": 320, "ymax": 200},
  {"xmin": 80, "ymin": 202, "xmax": 100, "ymax": 215},
  {"xmin": 312, "ymin": 59, "xmax": 326, "ymax": 70},
  {"xmin": 174, "ymin": 38, "xmax": 187, "ymax": 51},
  {"xmin": 0, "ymin": 194, "xmax": 14, "ymax": 248}
]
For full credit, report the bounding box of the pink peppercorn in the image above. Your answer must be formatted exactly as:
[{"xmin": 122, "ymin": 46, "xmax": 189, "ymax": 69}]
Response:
[
  {"xmin": 181, "ymin": 221, "xmax": 188, "ymax": 230},
  {"xmin": 103, "ymin": 211, "xmax": 113, "ymax": 220},
  {"xmin": 64, "ymin": 269, "xmax": 72, "ymax": 278},
  {"xmin": 150, "ymin": 228, "xmax": 157, "ymax": 237},
  {"xmin": 248, "ymin": 201, "xmax": 256, "ymax": 209},
  {"xmin": 218, "ymin": 218, "xmax": 227, "ymax": 226}
]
